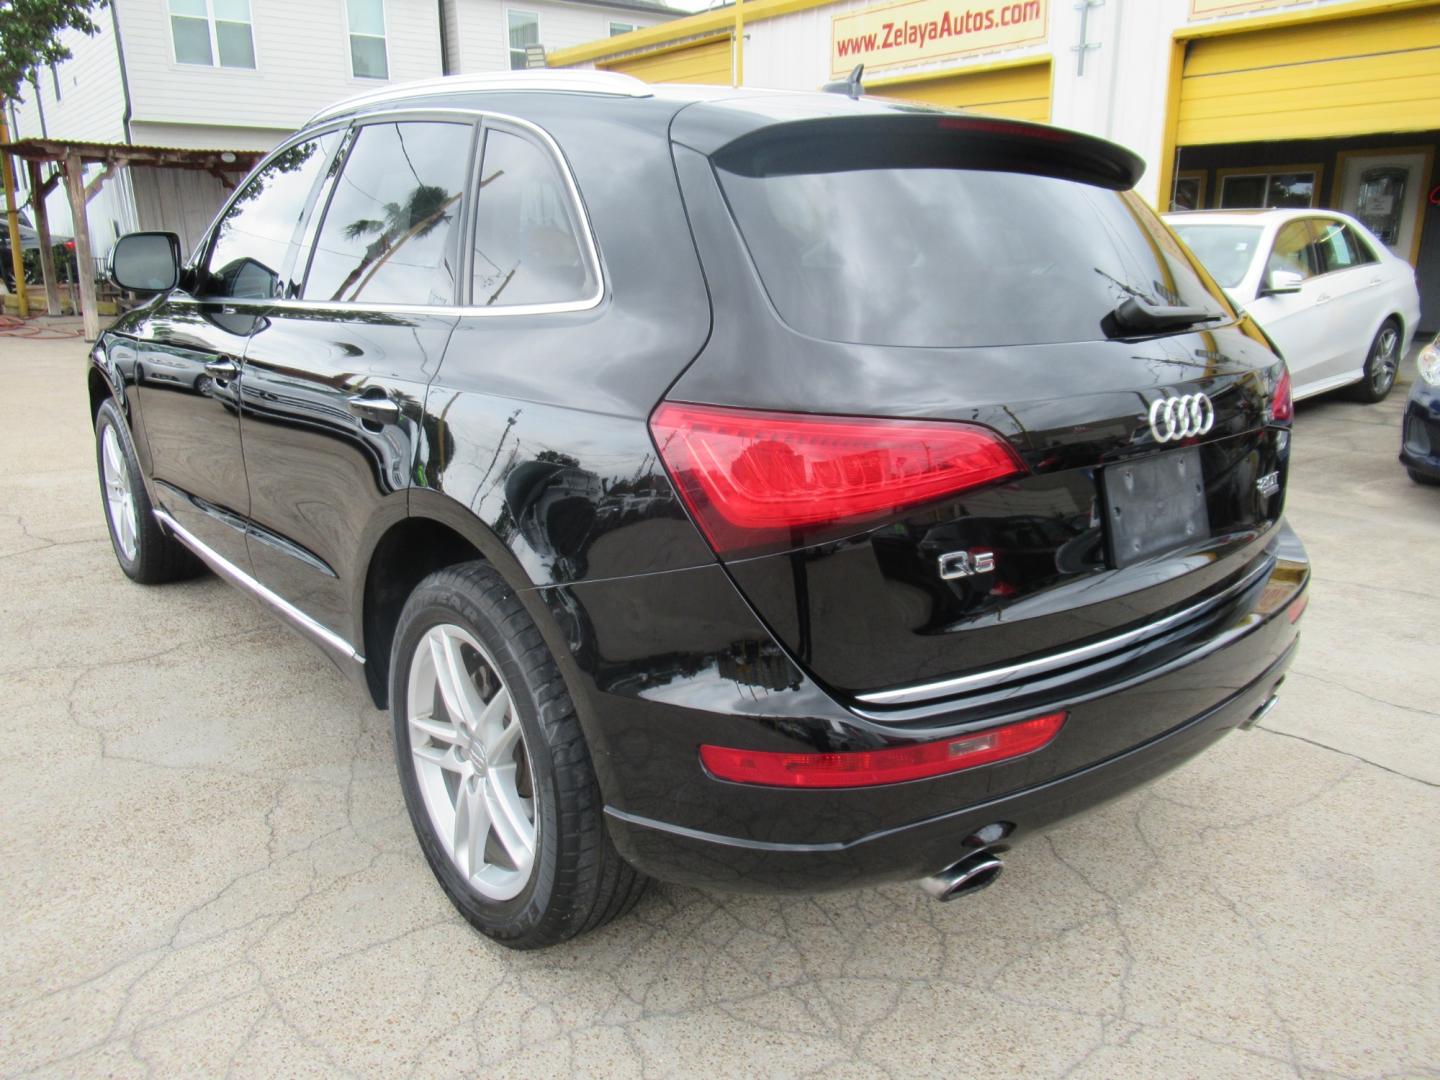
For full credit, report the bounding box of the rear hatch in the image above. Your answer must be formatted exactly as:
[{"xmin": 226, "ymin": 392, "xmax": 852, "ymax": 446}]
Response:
[{"xmin": 658, "ymin": 105, "xmax": 1292, "ymax": 716}]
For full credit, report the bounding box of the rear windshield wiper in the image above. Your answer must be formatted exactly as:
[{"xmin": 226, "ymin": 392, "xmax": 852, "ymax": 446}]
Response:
[{"xmin": 1105, "ymin": 295, "xmax": 1226, "ymax": 337}]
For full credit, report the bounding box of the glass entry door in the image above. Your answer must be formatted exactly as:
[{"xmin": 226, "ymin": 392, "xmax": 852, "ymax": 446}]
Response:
[{"xmin": 1338, "ymin": 149, "xmax": 1430, "ymax": 265}]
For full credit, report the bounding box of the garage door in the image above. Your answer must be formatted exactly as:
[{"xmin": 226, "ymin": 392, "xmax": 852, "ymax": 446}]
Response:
[
  {"xmin": 600, "ymin": 36, "xmax": 733, "ymax": 84},
  {"xmin": 873, "ymin": 59, "xmax": 1050, "ymax": 123},
  {"xmin": 1177, "ymin": 7, "xmax": 1440, "ymax": 145}
]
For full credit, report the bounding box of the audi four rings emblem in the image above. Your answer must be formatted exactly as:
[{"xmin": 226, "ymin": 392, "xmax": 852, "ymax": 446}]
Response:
[{"xmin": 1148, "ymin": 393, "xmax": 1215, "ymax": 443}]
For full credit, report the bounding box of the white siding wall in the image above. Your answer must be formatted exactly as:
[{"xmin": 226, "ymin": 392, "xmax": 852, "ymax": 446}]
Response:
[
  {"xmin": 732, "ymin": 0, "xmax": 1385, "ymax": 203},
  {"xmin": 117, "ymin": 0, "xmax": 443, "ymax": 143},
  {"xmin": 7, "ymin": 17, "xmax": 127, "ymax": 144},
  {"xmin": 450, "ymin": 0, "xmax": 672, "ymax": 73}
]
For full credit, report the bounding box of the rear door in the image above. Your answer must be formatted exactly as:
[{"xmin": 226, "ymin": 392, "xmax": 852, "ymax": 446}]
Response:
[
  {"xmin": 1311, "ymin": 218, "xmax": 1383, "ymax": 381},
  {"xmin": 132, "ymin": 129, "xmax": 342, "ymax": 568},
  {"xmin": 1248, "ymin": 218, "xmax": 1333, "ymax": 390},
  {"xmin": 238, "ymin": 116, "xmax": 473, "ymax": 644}
]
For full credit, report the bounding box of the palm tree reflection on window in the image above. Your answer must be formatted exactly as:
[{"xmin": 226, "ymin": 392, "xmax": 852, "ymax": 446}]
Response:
[{"xmin": 331, "ymin": 182, "xmax": 462, "ymax": 302}]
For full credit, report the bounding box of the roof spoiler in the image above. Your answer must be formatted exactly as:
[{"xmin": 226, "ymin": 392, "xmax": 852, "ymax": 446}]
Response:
[{"xmin": 707, "ymin": 113, "xmax": 1145, "ymax": 191}]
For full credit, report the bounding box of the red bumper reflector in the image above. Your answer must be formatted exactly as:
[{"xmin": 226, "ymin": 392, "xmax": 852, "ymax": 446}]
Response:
[
  {"xmin": 650, "ymin": 402, "xmax": 1025, "ymax": 555},
  {"xmin": 1287, "ymin": 592, "xmax": 1308, "ymax": 623},
  {"xmin": 1271, "ymin": 367, "xmax": 1293, "ymax": 423},
  {"xmin": 700, "ymin": 711, "xmax": 1068, "ymax": 788}
]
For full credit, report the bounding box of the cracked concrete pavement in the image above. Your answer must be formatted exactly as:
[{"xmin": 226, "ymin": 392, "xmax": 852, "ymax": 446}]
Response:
[{"xmin": 1, "ymin": 327, "xmax": 1437, "ymax": 1078}]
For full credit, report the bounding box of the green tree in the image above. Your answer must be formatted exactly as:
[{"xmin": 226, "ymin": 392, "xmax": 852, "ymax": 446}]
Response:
[{"xmin": 0, "ymin": 1, "xmax": 107, "ymax": 101}]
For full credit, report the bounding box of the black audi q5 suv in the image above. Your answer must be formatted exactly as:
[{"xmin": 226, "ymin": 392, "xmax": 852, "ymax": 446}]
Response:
[{"xmin": 91, "ymin": 71, "xmax": 1308, "ymax": 949}]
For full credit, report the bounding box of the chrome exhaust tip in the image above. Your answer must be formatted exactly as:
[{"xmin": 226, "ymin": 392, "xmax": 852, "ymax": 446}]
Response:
[{"xmin": 919, "ymin": 849, "xmax": 1004, "ymax": 901}]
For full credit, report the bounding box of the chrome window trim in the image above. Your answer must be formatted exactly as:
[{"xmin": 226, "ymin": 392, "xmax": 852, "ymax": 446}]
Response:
[
  {"xmin": 153, "ymin": 509, "xmax": 365, "ymax": 664},
  {"xmin": 307, "ymin": 71, "xmax": 653, "ymax": 125},
  {"xmin": 854, "ymin": 556, "xmax": 1275, "ymax": 707},
  {"xmin": 182, "ymin": 106, "xmax": 605, "ymax": 318}
]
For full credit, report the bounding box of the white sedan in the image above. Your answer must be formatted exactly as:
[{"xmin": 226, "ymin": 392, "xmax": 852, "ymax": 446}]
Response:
[{"xmin": 1164, "ymin": 208, "xmax": 1421, "ymax": 403}]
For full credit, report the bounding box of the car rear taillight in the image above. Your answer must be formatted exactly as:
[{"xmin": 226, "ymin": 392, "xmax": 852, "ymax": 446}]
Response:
[
  {"xmin": 649, "ymin": 402, "xmax": 1025, "ymax": 556},
  {"xmin": 1270, "ymin": 367, "xmax": 1293, "ymax": 423},
  {"xmin": 699, "ymin": 711, "xmax": 1068, "ymax": 788}
]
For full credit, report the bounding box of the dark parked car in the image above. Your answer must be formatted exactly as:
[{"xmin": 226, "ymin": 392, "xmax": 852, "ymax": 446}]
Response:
[
  {"xmin": 90, "ymin": 71, "xmax": 1308, "ymax": 949},
  {"xmin": 1401, "ymin": 333, "xmax": 1440, "ymax": 485}
]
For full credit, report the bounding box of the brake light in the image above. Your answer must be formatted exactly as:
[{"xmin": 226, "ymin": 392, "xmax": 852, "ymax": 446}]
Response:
[
  {"xmin": 1270, "ymin": 367, "xmax": 1293, "ymax": 423},
  {"xmin": 650, "ymin": 402, "xmax": 1025, "ymax": 555},
  {"xmin": 700, "ymin": 711, "xmax": 1067, "ymax": 788}
]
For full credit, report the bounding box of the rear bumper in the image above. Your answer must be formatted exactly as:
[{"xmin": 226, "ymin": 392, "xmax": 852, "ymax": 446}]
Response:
[
  {"xmin": 540, "ymin": 523, "xmax": 1308, "ymax": 895},
  {"xmin": 605, "ymin": 637, "xmax": 1294, "ymax": 892}
]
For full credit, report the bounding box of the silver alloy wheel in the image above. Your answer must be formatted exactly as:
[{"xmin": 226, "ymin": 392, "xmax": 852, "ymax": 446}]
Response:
[
  {"xmin": 1372, "ymin": 325, "xmax": 1400, "ymax": 395},
  {"xmin": 101, "ymin": 424, "xmax": 138, "ymax": 561},
  {"xmin": 406, "ymin": 623, "xmax": 538, "ymax": 901}
]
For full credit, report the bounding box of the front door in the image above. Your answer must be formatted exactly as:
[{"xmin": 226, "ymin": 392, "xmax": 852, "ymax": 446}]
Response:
[
  {"xmin": 1338, "ymin": 149, "xmax": 1429, "ymax": 264},
  {"xmin": 134, "ymin": 129, "xmax": 342, "ymax": 567},
  {"xmin": 1247, "ymin": 218, "xmax": 1335, "ymax": 394},
  {"xmin": 239, "ymin": 117, "xmax": 473, "ymax": 647},
  {"xmin": 130, "ymin": 300, "xmax": 256, "ymax": 567}
]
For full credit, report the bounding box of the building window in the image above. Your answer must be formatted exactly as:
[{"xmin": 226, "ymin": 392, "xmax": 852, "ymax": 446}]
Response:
[
  {"xmin": 347, "ymin": 0, "xmax": 388, "ymax": 79},
  {"xmin": 169, "ymin": 0, "xmax": 256, "ymax": 69},
  {"xmin": 1170, "ymin": 170, "xmax": 1206, "ymax": 212},
  {"xmin": 1218, "ymin": 166, "xmax": 1320, "ymax": 210},
  {"xmin": 609, "ymin": 21, "xmax": 636, "ymax": 35},
  {"xmin": 508, "ymin": 10, "xmax": 539, "ymax": 70}
]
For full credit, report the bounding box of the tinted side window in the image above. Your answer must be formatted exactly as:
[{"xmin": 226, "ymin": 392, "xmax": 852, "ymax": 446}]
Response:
[
  {"xmin": 1344, "ymin": 223, "xmax": 1379, "ymax": 266},
  {"xmin": 304, "ymin": 121, "xmax": 471, "ymax": 305},
  {"xmin": 471, "ymin": 128, "xmax": 598, "ymax": 307},
  {"xmin": 1314, "ymin": 219, "xmax": 1361, "ymax": 273},
  {"xmin": 204, "ymin": 132, "xmax": 339, "ymax": 299},
  {"xmin": 1266, "ymin": 220, "xmax": 1319, "ymax": 281}
]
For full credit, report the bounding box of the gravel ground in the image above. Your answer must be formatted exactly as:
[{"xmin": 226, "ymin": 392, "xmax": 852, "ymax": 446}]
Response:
[{"xmin": 2, "ymin": 325, "xmax": 1436, "ymax": 1078}]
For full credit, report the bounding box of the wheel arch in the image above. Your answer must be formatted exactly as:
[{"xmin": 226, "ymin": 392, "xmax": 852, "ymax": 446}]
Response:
[
  {"xmin": 88, "ymin": 358, "xmax": 118, "ymax": 426},
  {"xmin": 358, "ymin": 489, "xmax": 582, "ymax": 715}
]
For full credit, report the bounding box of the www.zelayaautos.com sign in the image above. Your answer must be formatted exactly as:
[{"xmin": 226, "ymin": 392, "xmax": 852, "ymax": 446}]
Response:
[{"xmin": 831, "ymin": 0, "xmax": 1047, "ymax": 76}]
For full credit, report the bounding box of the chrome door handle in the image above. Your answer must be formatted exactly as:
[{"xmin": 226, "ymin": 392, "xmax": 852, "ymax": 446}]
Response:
[
  {"xmin": 347, "ymin": 393, "xmax": 400, "ymax": 424},
  {"xmin": 204, "ymin": 358, "xmax": 239, "ymax": 378}
]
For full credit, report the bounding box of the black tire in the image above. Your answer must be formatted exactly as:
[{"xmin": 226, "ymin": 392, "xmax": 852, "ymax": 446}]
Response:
[
  {"xmin": 94, "ymin": 398, "xmax": 204, "ymax": 584},
  {"xmin": 1408, "ymin": 467, "xmax": 1440, "ymax": 487},
  {"xmin": 1349, "ymin": 319, "xmax": 1402, "ymax": 403},
  {"xmin": 390, "ymin": 561, "xmax": 647, "ymax": 949}
]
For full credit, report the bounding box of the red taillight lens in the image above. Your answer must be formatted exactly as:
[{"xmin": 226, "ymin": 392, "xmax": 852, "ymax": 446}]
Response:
[
  {"xmin": 699, "ymin": 711, "xmax": 1067, "ymax": 788},
  {"xmin": 1270, "ymin": 367, "xmax": 1293, "ymax": 423},
  {"xmin": 650, "ymin": 402, "xmax": 1025, "ymax": 555}
]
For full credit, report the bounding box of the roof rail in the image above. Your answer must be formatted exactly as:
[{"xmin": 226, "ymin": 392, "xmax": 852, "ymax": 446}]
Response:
[{"xmin": 308, "ymin": 70, "xmax": 654, "ymax": 124}]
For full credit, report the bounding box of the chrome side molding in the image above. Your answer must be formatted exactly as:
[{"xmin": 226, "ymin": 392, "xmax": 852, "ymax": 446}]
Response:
[{"xmin": 153, "ymin": 509, "xmax": 365, "ymax": 665}]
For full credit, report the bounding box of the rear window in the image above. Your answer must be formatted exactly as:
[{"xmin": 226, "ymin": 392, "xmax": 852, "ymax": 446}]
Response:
[
  {"xmin": 1169, "ymin": 224, "xmax": 1263, "ymax": 289},
  {"xmin": 716, "ymin": 155, "xmax": 1228, "ymax": 348}
]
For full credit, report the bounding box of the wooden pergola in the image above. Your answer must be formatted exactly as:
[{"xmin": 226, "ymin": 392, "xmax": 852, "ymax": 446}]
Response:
[{"xmin": 4, "ymin": 139, "xmax": 263, "ymax": 340}]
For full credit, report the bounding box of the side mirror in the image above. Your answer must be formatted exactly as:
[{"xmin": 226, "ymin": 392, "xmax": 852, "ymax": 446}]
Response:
[
  {"xmin": 1261, "ymin": 268, "xmax": 1304, "ymax": 297},
  {"xmin": 110, "ymin": 232, "xmax": 181, "ymax": 294}
]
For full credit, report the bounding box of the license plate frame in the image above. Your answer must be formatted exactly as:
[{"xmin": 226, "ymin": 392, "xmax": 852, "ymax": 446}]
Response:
[{"xmin": 1104, "ymin": 447, "xmax": 1210, "ymax": 568}]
